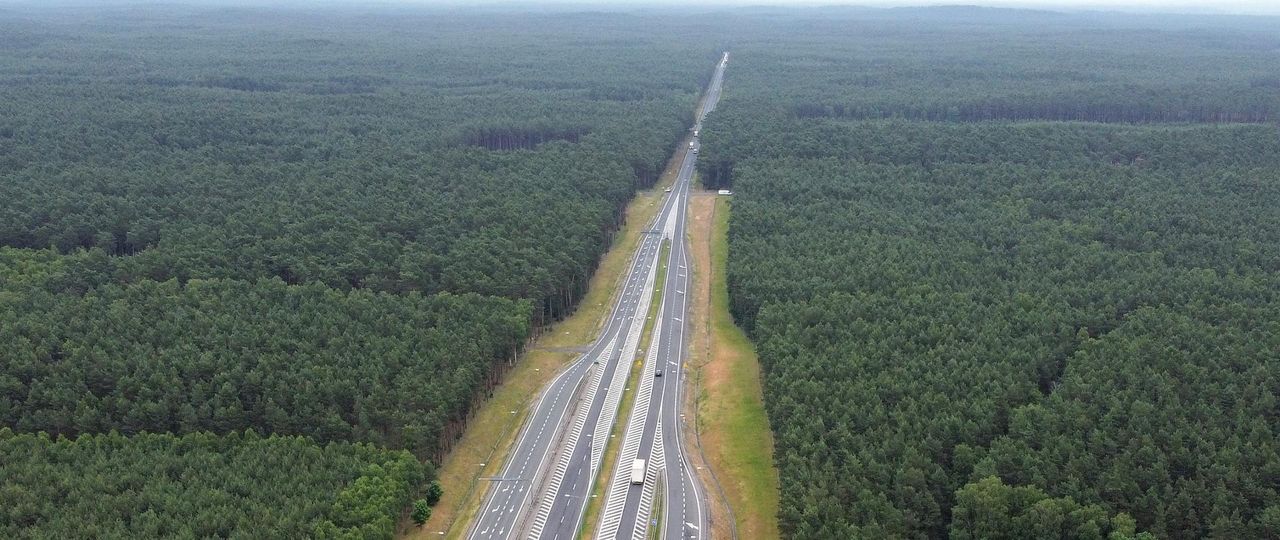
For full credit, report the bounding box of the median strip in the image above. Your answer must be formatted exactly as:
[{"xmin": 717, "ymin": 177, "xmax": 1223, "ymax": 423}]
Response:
[{"xmin": 580, "ymin": 240, "xmax": 670, "ymax": 540}]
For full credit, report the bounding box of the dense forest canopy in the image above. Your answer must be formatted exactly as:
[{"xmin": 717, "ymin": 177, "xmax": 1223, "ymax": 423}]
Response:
[
  {"xmin": 0, "ymin": 4, "xmax": 723, "ymax": 536},
  {"xmin": 0, "ymin": 5, "xmax": 718, "ymax": 320},
  {"xmin": 5, "ymin": 3, "xmax": 1279, "ymax": 538},
  {"xmin": 699, "ymin": 8, "xmax": 1280, "ymax": 540},
  {"xmin": 0, "ymin": 428, "xmax": 427, "ymax": 539},
  {"xmin": 1, "ymin": 254, "xmax": 530, "ymax": 456}
]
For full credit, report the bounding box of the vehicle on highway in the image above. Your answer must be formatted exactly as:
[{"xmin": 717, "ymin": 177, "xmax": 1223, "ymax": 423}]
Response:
[
  {"xmin": 655, "ymin": 370, "xmax": 663, "ymax": 377},
  {"xmin": 665, "ymin": 188, "xmax": 672, "ymax": 192},
  {"xmin": 631, "ymin": 459, "xmax": 645, "ymax": 485}
]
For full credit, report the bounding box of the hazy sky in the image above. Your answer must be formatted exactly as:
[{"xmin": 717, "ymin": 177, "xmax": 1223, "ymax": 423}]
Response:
[
  {"xmin": 465, "ymin": 0, "xmax": 1280, "ymax": 15},
  {"xmin": 841, "ymin": 0, "xmax": 1278, "ymax": 15},
  {"xmin": 14, "ymin": 0, "xmax": 1277, "ymax": 16}
]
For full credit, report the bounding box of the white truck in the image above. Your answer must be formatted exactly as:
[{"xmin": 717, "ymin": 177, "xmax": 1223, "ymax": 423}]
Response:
[{"xmin": 631, "ymin": 459, "xmax": 645, "ymax": 485}]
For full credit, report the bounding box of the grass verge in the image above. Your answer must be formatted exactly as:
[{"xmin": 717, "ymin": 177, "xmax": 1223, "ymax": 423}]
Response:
[
  {"xmin": 579, "ymin": 240, "xmax": 670, "ymax": 540},
  {"xmin": 686, "ymin": 194, "xmax": 781, "ymax": 539},
  {"xmin": 649, "ymin": 481, "xmax": 665, "ymax": 540},
  {"xmin": 410, "ymin": 150, "xmax": 688, "ymax": 540}
]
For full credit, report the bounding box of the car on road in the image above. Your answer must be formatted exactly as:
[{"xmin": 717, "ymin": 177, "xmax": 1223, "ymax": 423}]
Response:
[
  {"xmin": 655, "ymin": 370, "xmax": 663, "ymax": 377},
  {"xmin": 631, "ymin": 459, "xmax": 645, "ymax": 485}
]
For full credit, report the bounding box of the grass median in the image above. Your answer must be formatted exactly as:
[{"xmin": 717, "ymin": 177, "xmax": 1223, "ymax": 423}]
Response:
[{"xmin": 578, "ymin": 239, "xmax": 670, "ymax": 540}]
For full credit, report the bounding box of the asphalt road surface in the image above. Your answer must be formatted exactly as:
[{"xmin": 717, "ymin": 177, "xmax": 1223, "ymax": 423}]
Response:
[
  {"xmin": 467, "ymin": 51, "xmax": 727, "ymax": 540},
  {"xmin": 468, "ymin": 189, "xmax": 668, "ymax": 540},
  {"xmin": 600, "ymin": 51, "xmax": 727, "ymax": 540}
]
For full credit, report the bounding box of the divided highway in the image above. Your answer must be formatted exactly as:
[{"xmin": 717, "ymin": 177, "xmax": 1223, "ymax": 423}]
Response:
[
  {"xmin": 599, "ymin": 52, "xmax": 727, "ymax": 540},
  {"xmin": 466, "ymin": 51, "xmax": 727, "ymax": 540}
]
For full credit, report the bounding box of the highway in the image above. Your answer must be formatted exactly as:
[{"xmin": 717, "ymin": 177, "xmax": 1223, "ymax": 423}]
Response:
[
  {"xmin": 468, "ymin": 186, "xmax": 668, "ymax": 540},
  {"xmin": 598, "ymin": 52, "xmax": 727, "ymax": 540},
  {"xmin": 466, "ymin": 51, "xmax": 728, "ymax": 540}
]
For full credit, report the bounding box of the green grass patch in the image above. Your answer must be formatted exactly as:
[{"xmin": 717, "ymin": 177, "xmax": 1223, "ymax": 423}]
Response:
[
  {"xmin": 649, "ymin": 481, "xmax": 665, "ymax": 540},
  {"xmin": 700, "ymin": 197, "xmax": 781, "ymax": 539}
]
